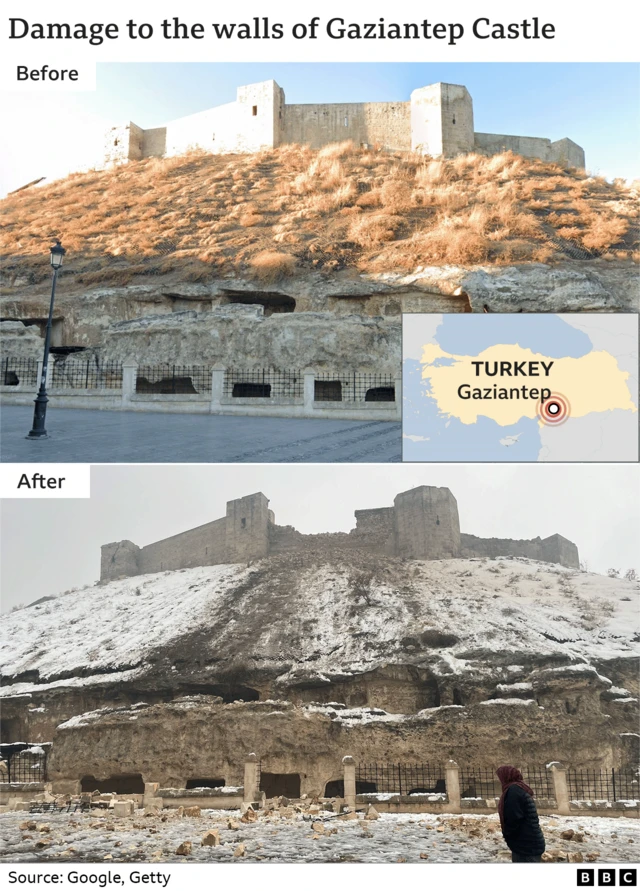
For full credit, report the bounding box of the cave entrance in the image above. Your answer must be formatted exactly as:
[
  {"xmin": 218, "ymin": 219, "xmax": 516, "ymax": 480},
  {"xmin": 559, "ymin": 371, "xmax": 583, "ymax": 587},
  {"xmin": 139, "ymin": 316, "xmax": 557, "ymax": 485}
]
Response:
[
  {"xmin": 80, "ymin": 774, "xmax": 145, "ymax": 794},
  {"xmin": 185, "ymin": 778, "xmax": 225, "ymax": 789},
  {"xmin": 0, "ymin": 718, "xmax": 20, "ymax": 742},
  {"xmin": 324, "ymin": 779, "xmax": 344, "ymax": 797},
  {"xmin": 356, "ymin": 781, "xmax": 377, "ymax": 794},
  {"xmin": 365, "ymin": 386, "xmax": 395, "ymax": 402},
  {"xmin": 232, "ymin": 382, "xmax": 271, "ymax": 398},
  {"xmin": 260, "ymin": 772, "xmax": 301, "ymax": 798},
  {"xmin": 222, "ymin": 291, "xmax": 296, "ymax": 316},
  {"xmin": 314, "ymin": 380, "xmax": 342, "ymax": 401}
]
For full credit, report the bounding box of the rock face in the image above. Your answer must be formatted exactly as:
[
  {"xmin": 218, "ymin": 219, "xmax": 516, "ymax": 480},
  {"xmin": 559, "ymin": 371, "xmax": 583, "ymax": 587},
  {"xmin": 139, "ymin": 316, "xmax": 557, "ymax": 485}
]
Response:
[
  {"xmin": 0, "ymin": 321, "xmax": 44, "ymax": 360},
  {"xmin": 1, "ymin": 553, "xmax": 637, "ymax": 777},
  {"xmin": 90, "ymin": 305, "xmax": 401, "ymax": 372},
  {"xmin": 2, "ymin": 261, "xmax": 636, "ymax": 370}
]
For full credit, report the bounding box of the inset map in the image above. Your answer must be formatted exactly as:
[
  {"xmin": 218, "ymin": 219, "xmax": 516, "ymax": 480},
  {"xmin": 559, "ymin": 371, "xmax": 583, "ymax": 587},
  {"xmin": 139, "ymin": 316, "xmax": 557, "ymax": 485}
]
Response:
[{"xmin": 403, "ymin": 314, "xmax": 638, "ymax": 462}]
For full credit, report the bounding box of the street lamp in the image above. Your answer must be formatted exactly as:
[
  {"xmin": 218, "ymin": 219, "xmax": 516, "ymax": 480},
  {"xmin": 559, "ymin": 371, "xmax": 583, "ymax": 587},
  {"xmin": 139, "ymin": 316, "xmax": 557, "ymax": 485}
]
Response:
[{"xmin": 26, "ymin": 240, "xmax": 66, "ymax": 439}]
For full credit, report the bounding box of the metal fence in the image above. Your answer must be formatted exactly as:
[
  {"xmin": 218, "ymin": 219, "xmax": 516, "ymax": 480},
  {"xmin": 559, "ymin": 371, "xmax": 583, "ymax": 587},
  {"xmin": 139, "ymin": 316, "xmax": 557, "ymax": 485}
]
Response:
[
  {"xmin": 356, "ymin": 763, "xmax": 446, "ymax": 796},
  {"xmin": 314, "ymin": 372, "xmax": 396, "ymax": 402},
  {"xmin": 51, "ymin": 361, "xmax": 123, "ymax": 390},
  {"xmin": 0, "ymin": 745, "xmax": 47, "ymax": 783},
  {"xmin": 567, "ymin": 768, "xmax": 640, "ymax": 802},
  {"xmin": 224, "ymin": 368, "xmax": 303, "ymax": 400},
  {"xmin": 2, "ymin": 356, "xmax": 38, "ymax": 387},
  {"xmin": 460, "ymin": 767, "xmax": 503, "ymax": 799},
  {"xmin": 521, "ymin": 766, "xmax": 555, "ymax": 800},
  {"xmin": 136, "ymin": 364, "xmax": 211, "ymax": 395}
]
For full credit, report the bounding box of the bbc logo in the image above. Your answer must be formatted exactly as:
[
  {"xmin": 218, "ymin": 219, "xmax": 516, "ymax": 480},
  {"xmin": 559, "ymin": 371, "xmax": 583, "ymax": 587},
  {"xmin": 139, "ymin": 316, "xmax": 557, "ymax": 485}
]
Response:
[{"xmin": 577, "ymin": 869, "xmax": 637, "ymax": 886}]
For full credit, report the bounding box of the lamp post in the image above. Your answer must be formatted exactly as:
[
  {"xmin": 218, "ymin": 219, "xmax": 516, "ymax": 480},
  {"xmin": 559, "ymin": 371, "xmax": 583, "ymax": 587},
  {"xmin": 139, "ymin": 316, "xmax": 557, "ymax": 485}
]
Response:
[{"xmin": 27, "ymin": 240, "xmax": 66, "ymax": 439}]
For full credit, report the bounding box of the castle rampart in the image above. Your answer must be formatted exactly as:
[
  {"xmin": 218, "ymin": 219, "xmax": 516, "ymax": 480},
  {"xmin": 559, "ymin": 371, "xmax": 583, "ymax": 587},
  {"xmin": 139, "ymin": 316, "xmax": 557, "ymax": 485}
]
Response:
[
  {"xmin": 104, "ymin": 79, "xmax": 585, "ymax": 169},
  {"xmin": 99, "ymin": 486, "xmax": 580, "ymax": 582}
]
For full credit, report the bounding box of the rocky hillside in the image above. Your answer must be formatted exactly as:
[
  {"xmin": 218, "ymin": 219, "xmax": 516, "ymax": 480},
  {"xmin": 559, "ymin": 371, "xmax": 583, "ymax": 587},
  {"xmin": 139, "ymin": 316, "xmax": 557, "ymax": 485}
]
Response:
[
  {"xmin": 2, "ymin": 143, "xmax": 638, "ymax": 291},
  {"xmin": 2, "ymin": 553, "xmax": 637, "ymax": 706}
]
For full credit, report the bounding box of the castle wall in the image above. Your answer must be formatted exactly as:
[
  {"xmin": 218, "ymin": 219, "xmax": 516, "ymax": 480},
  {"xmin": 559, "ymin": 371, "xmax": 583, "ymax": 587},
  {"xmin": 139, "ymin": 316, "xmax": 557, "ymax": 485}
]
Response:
[
  {"xmin": 283, "ymin": 102, "xmax": 410, "ymax": 151},
  {"xmin": 475, "ymin": 132, "xmax": 555, "ymax": 162},
  {"xmin": 137, "ymin": 517, "xmax": 227, "ymax": 575},
  {"xmin": 393, "ymin": 486, "xmax": 461, "ymax": 559},
  {"xmin": 160, "ymin": 81, "xmax": 284, "ymax": 158},
  {"xmin": 142, "ymin": 127, "xmax": 167, "ymax": 159},
  {"xmin": 99, "ymin": 488, "xmax": 579, "ymax": 581},
  {"xmin": 460, "ymin": 532, "xmax": 579, "ymax": 569},
  {"xmin": 104, "ymin": 80, "xmax": 585, "ymax": 170}
]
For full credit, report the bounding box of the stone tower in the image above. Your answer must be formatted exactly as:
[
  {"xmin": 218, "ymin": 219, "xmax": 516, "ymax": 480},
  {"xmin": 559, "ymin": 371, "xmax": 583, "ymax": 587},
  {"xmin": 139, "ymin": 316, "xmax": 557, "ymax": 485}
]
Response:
[
  {"xmin": 235, "ymin": 80, "xmax": 285, "ymax": 151},
  {"xmin": 224, "ymin": 492, "xmax": 271, "ymax": 562},
  {"xmin": 103, "ymin": 122, "xmax": 144, "ymax": 166},
  {"xmin": 100, "ymin": 540, "xmax": 141, "ymax": 581},
  {"xmin": 410, "ymin": 83, "xmax": 474, "ymax": 157},
  {"xmin": 393, "ymin": 486, "xmax": 461, "ymax": 559}
]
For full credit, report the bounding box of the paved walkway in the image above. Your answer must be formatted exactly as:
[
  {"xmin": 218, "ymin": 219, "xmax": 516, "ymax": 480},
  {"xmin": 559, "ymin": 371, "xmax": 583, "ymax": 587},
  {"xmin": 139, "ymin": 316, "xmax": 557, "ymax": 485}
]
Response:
[{"xmin": 0, "ymin": 406, "xmax": 401, "ymax": 463}]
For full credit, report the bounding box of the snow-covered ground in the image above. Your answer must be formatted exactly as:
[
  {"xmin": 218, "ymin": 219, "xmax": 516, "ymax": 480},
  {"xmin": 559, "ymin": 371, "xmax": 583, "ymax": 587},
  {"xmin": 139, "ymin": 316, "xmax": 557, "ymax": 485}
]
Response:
[
  {"xmin": 0, "ymin": 809, "xmax": 637, "ymax": 864},
  {"xmin": 1, "ymin": 556, "xmax": 638, "ymax": 697}
]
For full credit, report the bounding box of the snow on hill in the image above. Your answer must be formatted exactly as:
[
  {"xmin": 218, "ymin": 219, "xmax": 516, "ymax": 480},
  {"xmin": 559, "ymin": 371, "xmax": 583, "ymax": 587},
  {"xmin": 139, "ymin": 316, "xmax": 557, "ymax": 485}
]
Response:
[{"xmin": 1, "ymin": 554, "xmax": 637, "ymax": 697}]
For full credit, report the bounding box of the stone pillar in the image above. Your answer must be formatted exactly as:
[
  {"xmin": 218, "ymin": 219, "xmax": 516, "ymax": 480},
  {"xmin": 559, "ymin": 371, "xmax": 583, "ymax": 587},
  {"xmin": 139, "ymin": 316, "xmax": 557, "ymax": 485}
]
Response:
[
  {"xmin": 550, "ymin": 763, "xmax": 571, "ymax": 815},
  {"xmin": 394, "ymin": 374, "xmax": 402, "ymax": 420},
  {"xmin": 211, "ymin": 365, "xmax": 225, "ymax": 412},
  {"xmin": 444, "ymin": 760, "xmax": 461, "ymax": 813},
  {"xmin": 143, "ymin": 782, "xmax": 159, "ymax": 807},
  {"xmin": 303, "ymin": 368, "xmax": 315, "ymax": 415},
  {"xmin": 243, "ymin": 753, "xmax": 259, "ymax": 804},
  {"xmin": 122, "ymin": 364, "xmax": 137, "ymax": 404},
  {"xmin": 44, "ymin": 360, "xmax": 53, "ymax": 389},
  {"xmin": 342, "ymin": 756, "xmax": 356, "ymax": 809}
]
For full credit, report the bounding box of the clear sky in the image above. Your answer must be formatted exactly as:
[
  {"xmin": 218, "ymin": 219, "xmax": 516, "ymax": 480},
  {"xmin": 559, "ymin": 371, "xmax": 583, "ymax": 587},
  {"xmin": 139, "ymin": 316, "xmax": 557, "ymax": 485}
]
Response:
[
  {"xmin": 1, "ymin": 62, "xmax": 638, "ymax": 195},
  {"xmin": 1, "ymin": 463, "xmax": 638, "ymax": 611}
]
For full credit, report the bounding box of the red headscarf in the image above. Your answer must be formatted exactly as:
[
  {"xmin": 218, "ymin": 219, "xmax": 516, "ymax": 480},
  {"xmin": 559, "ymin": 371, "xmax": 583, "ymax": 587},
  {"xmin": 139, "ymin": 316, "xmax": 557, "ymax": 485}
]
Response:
[{"xmin": 496, "ymin": 765, "xmax": 534, "ymax": 830}]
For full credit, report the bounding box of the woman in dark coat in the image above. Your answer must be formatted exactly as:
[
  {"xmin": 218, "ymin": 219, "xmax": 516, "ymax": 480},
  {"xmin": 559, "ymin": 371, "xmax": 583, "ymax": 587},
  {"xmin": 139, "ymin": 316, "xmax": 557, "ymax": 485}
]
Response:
[{"xmin": 497, "ymin": 765, "xmax": 546, "ymax": 862}]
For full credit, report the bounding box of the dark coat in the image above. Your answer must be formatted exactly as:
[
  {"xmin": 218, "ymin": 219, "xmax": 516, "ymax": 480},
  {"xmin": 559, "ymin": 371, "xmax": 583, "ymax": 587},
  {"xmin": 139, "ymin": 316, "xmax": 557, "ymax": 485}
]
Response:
[{"xmin": 501, "ymin": 784, "xmax": 546, "ymax": 856}]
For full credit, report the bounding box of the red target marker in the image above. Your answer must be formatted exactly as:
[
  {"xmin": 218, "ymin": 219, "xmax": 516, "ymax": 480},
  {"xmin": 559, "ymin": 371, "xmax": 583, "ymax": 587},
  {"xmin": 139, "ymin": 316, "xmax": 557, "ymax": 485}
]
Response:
[{"xmin": 537, "ymin": 392, "xmax": 570, "ymax": 426}]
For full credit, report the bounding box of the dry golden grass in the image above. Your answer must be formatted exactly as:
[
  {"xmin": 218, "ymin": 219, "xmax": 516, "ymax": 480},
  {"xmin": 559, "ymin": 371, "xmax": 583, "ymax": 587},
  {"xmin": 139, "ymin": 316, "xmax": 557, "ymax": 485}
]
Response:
[
  {"xmin": 249, "ymin": 250, "xmax": 296, "ymax": 282},
  {"xmin": 1, "ymin": 143, "xmax": 637, "ymax": 289}
]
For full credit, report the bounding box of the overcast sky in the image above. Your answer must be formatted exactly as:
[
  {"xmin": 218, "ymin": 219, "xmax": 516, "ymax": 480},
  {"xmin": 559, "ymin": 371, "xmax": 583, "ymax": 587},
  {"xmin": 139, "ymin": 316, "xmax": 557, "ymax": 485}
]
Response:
[
  {"xmin": 1, "ymin": 464, "xmax": 637, "ymax": 611},
  {"xmin": 1, "ymin": 62, "xmax": 639, "ymax": 195}
]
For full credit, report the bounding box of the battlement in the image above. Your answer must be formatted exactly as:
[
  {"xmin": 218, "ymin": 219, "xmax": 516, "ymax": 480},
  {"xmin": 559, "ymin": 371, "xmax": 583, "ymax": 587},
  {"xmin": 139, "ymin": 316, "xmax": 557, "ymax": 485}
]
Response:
[
  {"xmin": 99, "ymin": 486, "xmax": 579, "ymax": 582},
  {"xmin": 104, "ymin": 79, "xmax": 585, "ymax": 169}
]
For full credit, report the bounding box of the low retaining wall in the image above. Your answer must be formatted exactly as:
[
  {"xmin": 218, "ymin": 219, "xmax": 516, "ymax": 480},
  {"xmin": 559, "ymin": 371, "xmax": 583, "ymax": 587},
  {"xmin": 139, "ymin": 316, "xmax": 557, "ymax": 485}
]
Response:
[{"xmin": 0, "ymin": 364, "xmax": 401, "ymax": 422}]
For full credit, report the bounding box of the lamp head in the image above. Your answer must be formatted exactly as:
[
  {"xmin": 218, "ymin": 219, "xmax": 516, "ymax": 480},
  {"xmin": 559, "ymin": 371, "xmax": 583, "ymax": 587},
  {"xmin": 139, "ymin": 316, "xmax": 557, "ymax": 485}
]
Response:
[{"xmin": 50, "ymin": 240, "xmax": 66, "ymax": 269}]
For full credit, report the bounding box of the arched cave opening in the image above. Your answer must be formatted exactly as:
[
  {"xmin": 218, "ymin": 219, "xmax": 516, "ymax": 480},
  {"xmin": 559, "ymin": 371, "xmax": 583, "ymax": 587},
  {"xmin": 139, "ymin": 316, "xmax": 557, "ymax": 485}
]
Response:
[
  {"xmin": 356, "ymin": 781, "xmax": 377, "ymax": 794},
  {"xmin": 365, "ymin": 386, "xmax": 395, "ymax": 402},
  {"xmin": 185, "ymin": 778, "xmax": 226, "ymax": 789},
  {"xmin": 80, "ymin": 774, "xmax": 145, "ymax": 794},
  {"xmin": 324, "ymin": 779, "xmax": 344, "ymax": 797},
  {"xmin": 260, "ymin": 772, "xmax": 301, "ymax": 799},
  {"xmin": 222, "ymin": 291, "xmax": 296, "ymax": 316},
  {"xmin": 182, "ymin": 684, "xmax": 260, "ymax": 703}
]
